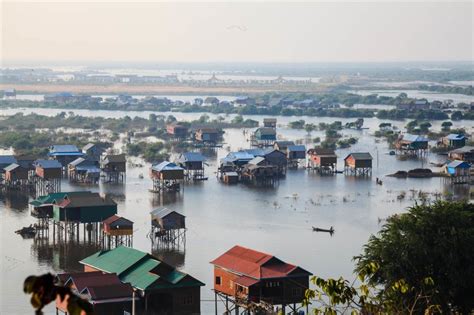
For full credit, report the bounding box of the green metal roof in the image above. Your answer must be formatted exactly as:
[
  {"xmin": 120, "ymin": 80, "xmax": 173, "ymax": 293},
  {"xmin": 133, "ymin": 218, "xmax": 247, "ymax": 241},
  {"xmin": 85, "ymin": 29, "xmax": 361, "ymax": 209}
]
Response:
[
  {"xmin": 120, "ymin": 259, "xmax": 161, "ymax": 290},
  {"xmin": 161, "ymin": 269, "xmax": 187, "ymax": 284},
  {"xmin": 30, "ymin": 192, "xmax": 68, "ymax": 206},
  {"xmin": 80, "ymin": 246, "xmax": 204, "ymax": 292},
  {"xmin": 30, "ymin": 191, "xmax": 92, "ymax": 207},
  {"xmin": 80, "ymin": 246, "xmax": 148, "ymax": 275}
]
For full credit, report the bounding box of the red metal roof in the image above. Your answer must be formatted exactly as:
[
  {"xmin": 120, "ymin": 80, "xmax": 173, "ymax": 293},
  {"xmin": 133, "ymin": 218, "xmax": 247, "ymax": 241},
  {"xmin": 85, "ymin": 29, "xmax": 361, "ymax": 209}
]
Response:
[
  {"xmin": 64, "ymin": 272, "xmax": 122, "ymax": 292},
  {"xmin": 234, "ymin": 275, "xmax": 260, "ymax": 287},
  {"xmin": 210, "ymin": 245, "xmax": 311, "ymax": 280}
]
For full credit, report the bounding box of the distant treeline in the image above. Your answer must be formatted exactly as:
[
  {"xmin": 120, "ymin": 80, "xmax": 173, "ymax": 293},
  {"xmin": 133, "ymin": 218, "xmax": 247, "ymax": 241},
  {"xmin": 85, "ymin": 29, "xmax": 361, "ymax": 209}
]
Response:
[{"xmin": 417, "ymin": 84, "xmax": 473, "ymax": 96}]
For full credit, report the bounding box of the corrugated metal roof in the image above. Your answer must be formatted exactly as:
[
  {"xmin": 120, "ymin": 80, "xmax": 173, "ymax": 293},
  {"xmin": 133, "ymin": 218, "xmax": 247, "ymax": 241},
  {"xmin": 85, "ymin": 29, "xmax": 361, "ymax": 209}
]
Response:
[
  {"xmin": 50, "ymin": 144, "xmax": 81, "ymax": 153},
  {"xmin": 4, "ymin": 163, "xmax": 21, "ymax": 172},
  {"xmin": 69, "ymin": 157, "xmax": 86, "ymax": 166},
  {"xmin": 80, "ymin": 246, "xmax": 204, "ymax": 291},
  {"xmin": 308, "ymin": 148, "xmax": 336, "ymax": 156},
  {"xmin": 84, "ymin": 283, "xmax": 134, "ymax": 300},
  {"xmin": 82, "ymin": 143, "xmax": 96, "ymax": 151},
  {"xmin": 80, "ymin": 246, "xmax": 149, "ymax": 275},
  {"xmin": 34, "ymin": 159, "xmax": 62, "ymax": 169},
  {"xmin": 248, "ymin": 156, "xmax": 266, "ymax": 165},
  {"xmin": 345, "ymin": 152, "xmax": 373, "ymax": 160},
  {"xmin": 210, "ymin": 245, "xmax": 312, "ymax": 280},
  {"xmin": 447, "ymin": 160, "xmax": 470, "ymax": 168},
  {"xmin": 449, "ymin": 146, "xmax": 474, "ymax": 154},
  {"xmin": 103, "ymin": 215, "xmax": 133, "ymax": 226},
  {"xmin": 401, "ymin": 134, "xmax": 428, "ymax": 143},
  {"xmin": 151, "ymin": 161, "xmax": 183, "ymax": 172},
  {"xmin": 275, "ymin": 141, "xmax": 295, "ymax": 147},
  {"xmin": 0, "ymin": 155, "xmax": 17, "ymax": 165},
  {"xmin": 243, "ymin": 148, "xmax": 265, "ymax": 156},
  {"xmin": 177, "ymin": 152, "xmax": 206, "ymax": 163},
  {"xmin": 30, "ymin": 191, "xmax": 89, "ymax": 207},
  {"xmin": 227, "ymin": 151, "xmax": 255, "ymax": 161},
  {"xmin": 288, "ymin": 145, "xmax": 306, "ymax": 152},
  {"xmin": 58, "ymin": 192, "xmax": 116, "ymax": 208},
  {"xmin": 446, "ymin": 134, "xmax": 465, "ymax": 140},
  {"xmin": 150, "ymin": 207, "xmax": 185, "ymax": 219},
  {"xmin": 234, "ymin": 275, "xmax": 260, "ymax": 287},
  {"xmin": 120, "ymin": 259, "xmax": 161, "ymax": 290}
]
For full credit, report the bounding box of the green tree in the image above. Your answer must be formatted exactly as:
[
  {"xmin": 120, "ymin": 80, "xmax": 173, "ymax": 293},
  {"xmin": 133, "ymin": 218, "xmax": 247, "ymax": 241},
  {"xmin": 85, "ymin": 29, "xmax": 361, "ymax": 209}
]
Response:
[
  {"xmin": 451, "ymin": 111, "xmax": 463, "ymax": 121},
  {"xmin": 441, "ymin": 121, "xmax": 452, "ymax": 131},
  {"xmin": 419, "ymin": 121, "xmax": 432, "ymax": 132},
  {"xmin": 304, "ymin": 123, "xmax": 317, "ymax": 133},
  {"xmin": 355, "ymin": 201, "xmax": 474, "ymax": 313},
  {"xmin": 231, "ymin": 115, "xmax": 244, "ymax": 124}
]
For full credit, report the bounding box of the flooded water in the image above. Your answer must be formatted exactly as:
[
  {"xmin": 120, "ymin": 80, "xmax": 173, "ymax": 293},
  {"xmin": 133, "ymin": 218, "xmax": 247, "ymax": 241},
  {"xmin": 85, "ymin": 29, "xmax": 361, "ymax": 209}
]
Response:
[
  {"xmin": 0, "ymin": 110, "xmax": 473, "ymax": 314},
  {"xmin": 352, "ymin": 89, "xmax": 473, "ymax": 104}
]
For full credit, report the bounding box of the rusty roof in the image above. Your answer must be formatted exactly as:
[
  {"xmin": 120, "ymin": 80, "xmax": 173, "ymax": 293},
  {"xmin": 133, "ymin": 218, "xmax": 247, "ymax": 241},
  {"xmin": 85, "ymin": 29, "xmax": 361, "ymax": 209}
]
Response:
[{"xmin": 210, "ymin": 245, "xmax": 311, "ymax": 280}]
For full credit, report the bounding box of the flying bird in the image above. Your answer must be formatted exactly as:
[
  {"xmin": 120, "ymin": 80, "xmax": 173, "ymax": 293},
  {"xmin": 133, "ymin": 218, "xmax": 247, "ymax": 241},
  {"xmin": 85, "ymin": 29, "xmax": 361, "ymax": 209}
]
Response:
[{"xmin": 226, "ymin": 25, "xmax": 247, "ymax": 32}]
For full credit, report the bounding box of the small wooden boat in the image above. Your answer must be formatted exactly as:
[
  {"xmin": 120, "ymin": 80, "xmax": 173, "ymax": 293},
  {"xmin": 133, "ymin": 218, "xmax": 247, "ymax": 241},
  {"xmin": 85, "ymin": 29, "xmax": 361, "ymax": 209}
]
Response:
[
  {"xmin": 312, "ymin": 226, "xmax": 335, "ymax": 235},
  {"xmin": 15, "ymin": 225, "xmax": 37, "ymax": 238}
]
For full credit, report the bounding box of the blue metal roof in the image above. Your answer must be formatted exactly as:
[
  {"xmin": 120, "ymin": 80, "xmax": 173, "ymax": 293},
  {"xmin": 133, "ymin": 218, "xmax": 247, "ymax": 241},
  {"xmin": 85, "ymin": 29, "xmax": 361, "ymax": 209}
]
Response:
[
  {"xmin": 34, "ymin": 159, "xmax": 62, "ymax": 169},
  {"xmin": 447, "ymin": 134, "xmax": 465, "ymax": 141},
  {"xmin": 243, "ymin": 149, "xmax": 265, "ymax": 156},
  {"xmin": 227, "ymin": 151, "xmax": 255, "ymax": 161},
  {"xmin": 402, "ymin": 134, "xmax": 428, "ymax": 143},
  {"xmin": 178, "ymin": 152, "xmax": 206, "ymax": 163},
  {"xmin": 49, "ymin": 144, "xmax": 82, "ymax": 156},
  {"xmin": 151, "ymin": 161, "xmax": 183, "ymax": 172},
  {"xmin": 76, "ymin": 166, "xmax": 101, "ymax": 173},
  {"xmin": 447, "ymin": 160, "xmax": 470, "ymax": 169},
  {"xmin": 4, "ymin": 163, "xmax": 21, "ymax": 172},
  {"xmin": 288, "ymin": 145, "xmax": 306, "ymax": 152},
  {"xmin": 0, "ymin": 155, "xmax": 17, "ymax": 165}
]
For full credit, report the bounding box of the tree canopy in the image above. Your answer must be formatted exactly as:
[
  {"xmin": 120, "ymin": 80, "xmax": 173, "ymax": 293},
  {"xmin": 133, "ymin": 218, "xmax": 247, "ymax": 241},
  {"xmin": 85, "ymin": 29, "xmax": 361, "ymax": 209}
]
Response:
[{"xmin": 355, "ymin": 201, "xmax": 474, "ymax": 313}]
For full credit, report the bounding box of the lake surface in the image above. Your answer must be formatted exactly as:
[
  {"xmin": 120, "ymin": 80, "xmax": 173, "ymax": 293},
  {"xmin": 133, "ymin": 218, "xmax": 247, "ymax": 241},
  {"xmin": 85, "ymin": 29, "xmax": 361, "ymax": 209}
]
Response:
[
  {"xmin": 352, "ymin": 89, "xmax": 473, "ymax": 104},
  {"xmin": 0, "ymin": 110, "xmax": 473, "ymax": 314}
]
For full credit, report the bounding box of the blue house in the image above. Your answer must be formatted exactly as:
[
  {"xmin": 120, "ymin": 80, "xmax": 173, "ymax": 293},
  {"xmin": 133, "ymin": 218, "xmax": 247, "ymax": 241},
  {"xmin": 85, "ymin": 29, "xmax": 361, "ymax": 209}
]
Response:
[
  {"xmin": 0, "ymin": 155, "xmax": 18, "ymax": 173},
  {"xmin": 49, "ymin": 145, "xmax": 84, "ymax": 166},
  {"xmin": 443, "ymin": 134, "xmax": 466, "ymax": 149},
  {"xmin": 446, "ymin": 160, "xmax": 471, "ymax": 177}
]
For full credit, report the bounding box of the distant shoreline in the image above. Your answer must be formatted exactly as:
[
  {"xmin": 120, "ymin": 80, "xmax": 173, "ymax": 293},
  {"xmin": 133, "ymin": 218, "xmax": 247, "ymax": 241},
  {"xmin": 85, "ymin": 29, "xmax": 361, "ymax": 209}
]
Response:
[{"xmin": 0, "ymin": 83, "xmax": 330, "ymax": 96}]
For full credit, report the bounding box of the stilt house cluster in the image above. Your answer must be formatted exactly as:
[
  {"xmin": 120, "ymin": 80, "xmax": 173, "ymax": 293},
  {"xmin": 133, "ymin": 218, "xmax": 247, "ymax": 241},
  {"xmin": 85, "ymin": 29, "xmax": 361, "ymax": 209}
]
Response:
[
  {"xmin": 80, "ymin": 246, "xmax": 204, "ymax": 315},
  {"xmin": 219, "ymin": 148, "xmax": 291, "ymax": 185}
]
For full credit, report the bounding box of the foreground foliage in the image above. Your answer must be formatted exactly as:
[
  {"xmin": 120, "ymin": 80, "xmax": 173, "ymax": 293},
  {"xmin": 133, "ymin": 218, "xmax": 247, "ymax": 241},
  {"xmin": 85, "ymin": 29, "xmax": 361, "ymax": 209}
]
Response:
[
  {"xmin": 24, "ymin": 273, "xmax": 92, "ymax": 315},
  {"xmin": 304, "ymin": 201, "xmax": 474, "ymax": 314}
]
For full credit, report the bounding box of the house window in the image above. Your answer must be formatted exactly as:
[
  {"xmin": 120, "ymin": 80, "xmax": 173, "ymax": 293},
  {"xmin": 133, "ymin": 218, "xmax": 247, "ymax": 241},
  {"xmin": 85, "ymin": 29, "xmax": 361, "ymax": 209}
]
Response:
[
  {"xmin": 183, "ymin": 295, "xmax": 193, "ymax": 305},
  {"xmin": 229, "ymin": 280, "xmax": 234, "ymax": 289},
  {"xmin": 215, "ymin": 276, "xmax": 221, "ymax": 285},
  {"xmin": 266, "ymin": 281, "xmax": 281, "ymax": 288}
]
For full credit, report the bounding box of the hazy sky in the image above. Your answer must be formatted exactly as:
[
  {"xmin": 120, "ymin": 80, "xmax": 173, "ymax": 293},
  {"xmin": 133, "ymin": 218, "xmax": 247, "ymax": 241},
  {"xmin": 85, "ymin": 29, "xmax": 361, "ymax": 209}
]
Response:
[{"xmin": 1, "ymin": 1, "xmax": 473, "ymax": 64}]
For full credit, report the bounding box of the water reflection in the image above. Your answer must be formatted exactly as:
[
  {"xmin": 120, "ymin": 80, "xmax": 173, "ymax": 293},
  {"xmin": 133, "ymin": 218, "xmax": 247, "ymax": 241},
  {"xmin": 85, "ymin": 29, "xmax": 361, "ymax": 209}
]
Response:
[
  {"xmin": 152, "ymin": 247, "xmax": 186, "ymax": 268},
  {"xmin": 0, "ymin": 191, "xmax": 30, "ymax": 211},
  {"xmin": 31, "ymin": 239, "xmax": 101, "ymax": 272},
  {"xmin": 150, "ymin": 192, "xmax": 183, "ymax": 208}
]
